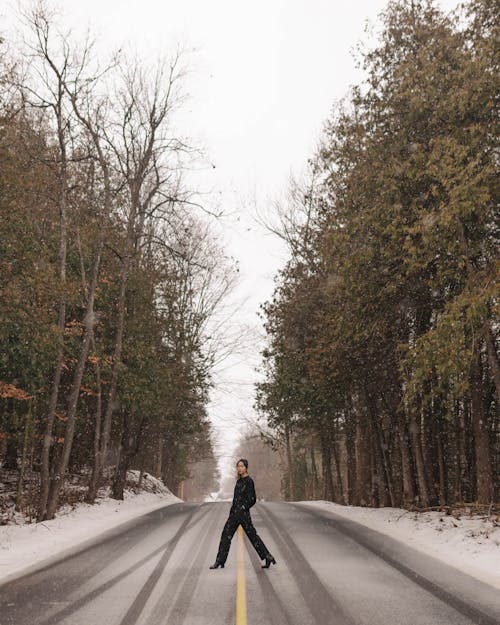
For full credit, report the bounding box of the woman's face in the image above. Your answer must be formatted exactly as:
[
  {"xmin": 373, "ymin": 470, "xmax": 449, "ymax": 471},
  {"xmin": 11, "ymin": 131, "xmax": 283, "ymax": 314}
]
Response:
[{"xmin": 236, "ymin": 461, "xmax": 247, "ymax": 476}]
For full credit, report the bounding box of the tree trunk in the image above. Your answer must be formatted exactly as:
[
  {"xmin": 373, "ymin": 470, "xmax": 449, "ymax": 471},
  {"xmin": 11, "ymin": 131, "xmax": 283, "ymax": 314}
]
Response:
[
  {"xmin": 38, "ymin": 88, "xmax": 68, "ymax": 523},
  {"xmin": 284, "ymin": 422, "xmax": 295, "ymax": 500},
  {"xmin": 86, "ymin": 335, "xmax": 103, "ymax": 504},
  {"xmin": 432, "ymin": 391, "xmax": 447, "ymax": 506},
  {"xmin": 332, "ymin": 433, "xmax": 344, "ymax": 503},
  {"xmin": 408, "ymin": 400, "xmax": 430, "ymax": 507},
  {"xmin": 354, "ymin": 409, "xmax": 370, "ymax": 506},
  {"xmin": 112, "ymin": 413, "xmax": 147, "ymax": 500},
  {"xmin": 69, "ymin": 81, "xmax": 113, "ymax": 506},
  {"xmin": 344, "ymin": 411, "xmax": 357, "ymax": 505},
  {"xmin": 38, "ymin": 224, "xmax": 67, "ymax": 521},
  {"xmin": 397, "ymin": 412, "xmax": 415, "ymax": 506},
  {"xmin": 454, "ymin": 400, "xmax": 463, "ymax": 503},
  {"xmin": 464, "ymin": 398, "xmax": 475, "ymax": 502},
  {"xmin": 310, "ymin": 439, "xmax": 318, "ymax": 500},
  {"xmin": 421, "ymin": 392, "xmax": 438, "ymax": 506},
  {"xmin": 16, "ymin": 401, "xmax": 32, "ymax": 511},
  {"xmin": 436, "ymin": 420, "xmax": 447, "ymax": 505},
  {"xmin": 45, "ymin": 233, "xmax": 104, "ymax": 519},
  {"xmin": 138, "ymin": 467, "xmax": 144, "ymax": 489},
  {"xmin": 470, "ymin": 349, "xmax": 493, "ymax": 503},
  {"xmin": 112, "ymin": 417, "xmax": 132, "ymax": 501},
  {"xmin": 366, "ymin": 393, "xmax": 393, "ymax": 507},
  {"xmin": 320, "ymin": 431, "xmax": 335, "ymax": 501},
  {"xmin": 370, "ymin": 431, "xmax": 378, "ymax": 507},
  {"xmin": 155, "ymin": 435, "xmax": 163, "ymax": 477}
]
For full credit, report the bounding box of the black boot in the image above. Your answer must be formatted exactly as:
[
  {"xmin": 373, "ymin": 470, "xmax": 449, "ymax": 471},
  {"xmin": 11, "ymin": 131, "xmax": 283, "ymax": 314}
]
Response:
[
  {"xmin": 261, "ymin": 554, "xmax": 276, "ymax": 569},
  {"xmin": 209, "ymin": 560, "xmax": 224, "ymax": 569}
]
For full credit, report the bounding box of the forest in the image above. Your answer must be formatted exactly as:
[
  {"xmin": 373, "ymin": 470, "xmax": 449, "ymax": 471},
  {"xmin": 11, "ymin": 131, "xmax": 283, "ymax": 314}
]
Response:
[
  {"xmin": 0, "ymin": 3, "xmax": 226, "ymax": 521},
  {"xmin": 1, "ymin": 0, "xmax": 498, "ymax": 524},
  {"xmin": 256, "ymin": 0, "xmax": 499, "ymax": 509}
]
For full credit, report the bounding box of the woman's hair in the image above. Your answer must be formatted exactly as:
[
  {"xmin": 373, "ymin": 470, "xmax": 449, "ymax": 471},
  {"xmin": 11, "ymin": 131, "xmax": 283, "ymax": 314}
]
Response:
[{"xmin": 236, "ymin": 458, "xmax": 249, "ymax": 469}]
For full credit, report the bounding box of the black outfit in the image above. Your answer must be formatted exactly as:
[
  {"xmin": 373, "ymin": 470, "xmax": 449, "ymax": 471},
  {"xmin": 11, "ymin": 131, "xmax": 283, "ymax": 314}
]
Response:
[{"xmin": 214, "ymin": 475, "xmax": 272, "ymax": 565}]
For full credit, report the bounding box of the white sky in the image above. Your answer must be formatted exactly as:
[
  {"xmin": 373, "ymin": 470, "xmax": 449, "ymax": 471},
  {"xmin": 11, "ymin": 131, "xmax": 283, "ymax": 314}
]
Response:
[{"xmin": 4, "ymin": 0, "xmax": 460, "ymax": 485}]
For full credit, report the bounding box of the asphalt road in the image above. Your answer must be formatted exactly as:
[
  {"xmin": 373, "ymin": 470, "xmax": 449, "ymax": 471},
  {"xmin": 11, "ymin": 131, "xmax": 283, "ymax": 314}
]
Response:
[{"xmin": 1, "ymin": 501, "xmax": 499, "ymax": 625}]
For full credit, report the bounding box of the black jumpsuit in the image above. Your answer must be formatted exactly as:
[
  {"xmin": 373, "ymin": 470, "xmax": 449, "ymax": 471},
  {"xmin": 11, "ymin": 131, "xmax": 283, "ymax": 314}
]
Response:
[{"xmin": 214, "ymin": 475, "xmax": 272, "ymax": 565}]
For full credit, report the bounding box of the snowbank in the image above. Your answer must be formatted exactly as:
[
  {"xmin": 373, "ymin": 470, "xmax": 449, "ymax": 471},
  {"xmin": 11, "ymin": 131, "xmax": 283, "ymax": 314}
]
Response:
[
  {"xmin": 300, "ymin": 500, "xmax": 500, "ymax": 590},
  {"xmin": 0, "ymin": 470, "xmax": 182, "ymax": 585}
]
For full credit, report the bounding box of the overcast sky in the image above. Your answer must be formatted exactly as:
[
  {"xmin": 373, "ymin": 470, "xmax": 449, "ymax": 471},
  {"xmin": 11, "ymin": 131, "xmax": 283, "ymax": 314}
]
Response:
[{"xmin": 5, "ymin": 0, "xmax": 460, "ymax": 486}]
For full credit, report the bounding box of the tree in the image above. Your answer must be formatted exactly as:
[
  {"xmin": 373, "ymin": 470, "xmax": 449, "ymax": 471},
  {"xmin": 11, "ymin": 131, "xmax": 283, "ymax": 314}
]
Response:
[{"xmin": 257, "ymin": 0, "xmax": 499, "ymax": 507}]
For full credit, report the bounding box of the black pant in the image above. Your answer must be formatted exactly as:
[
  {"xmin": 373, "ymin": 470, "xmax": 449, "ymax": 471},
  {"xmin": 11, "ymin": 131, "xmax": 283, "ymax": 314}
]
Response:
[{"xmin": 215, "ymin": 508, "xmax": 271, "ymax": 564}]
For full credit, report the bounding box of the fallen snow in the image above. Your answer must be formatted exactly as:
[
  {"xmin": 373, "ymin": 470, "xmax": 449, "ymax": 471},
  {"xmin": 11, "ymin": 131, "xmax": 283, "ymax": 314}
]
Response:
[
  {"xmin": 300, "ymin": 500, "xmax": 500, "ymax": 590},
  {"xmin": 0, "ymin": 470, "xmax": 182, "ymax": 584}
]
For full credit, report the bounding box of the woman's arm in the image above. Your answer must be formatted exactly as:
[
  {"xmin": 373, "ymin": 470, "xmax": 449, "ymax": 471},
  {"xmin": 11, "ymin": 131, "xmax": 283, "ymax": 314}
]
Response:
[{"xmin": 247, "ymin": 478, "xmax": 257, "ymax": 509}]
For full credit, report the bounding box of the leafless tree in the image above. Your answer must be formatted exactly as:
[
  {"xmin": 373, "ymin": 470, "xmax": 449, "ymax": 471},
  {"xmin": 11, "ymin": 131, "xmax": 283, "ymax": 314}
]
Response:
[{"xmin": 17, "ymin": 2, "xmax": 74, "ymax": 521}]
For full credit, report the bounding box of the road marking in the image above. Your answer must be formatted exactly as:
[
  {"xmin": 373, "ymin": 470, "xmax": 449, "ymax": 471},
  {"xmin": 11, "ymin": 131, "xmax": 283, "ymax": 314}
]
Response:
[{"xmin": 236, "ymin": 525, "xmax": 247, "ymax": 625}]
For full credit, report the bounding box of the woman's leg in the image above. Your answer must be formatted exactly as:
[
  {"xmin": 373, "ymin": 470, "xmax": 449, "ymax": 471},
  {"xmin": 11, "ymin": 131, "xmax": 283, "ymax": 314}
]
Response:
[
  {"xmin": 239, "ymin": 511, "xmax": 271, "ymax": 560},
  {"xmin": 215, "ymin": 512, "xmax": 240, "ymax": 564}
]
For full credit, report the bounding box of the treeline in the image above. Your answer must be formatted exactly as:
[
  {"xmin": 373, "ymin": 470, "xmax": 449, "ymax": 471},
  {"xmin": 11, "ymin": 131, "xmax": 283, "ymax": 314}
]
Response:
[
  {"xmin": 257, "ymin": 0, "xmax": 499, "ymax": 508},
  {"xmin": 0, "ymin": 3, "xmax": 231, "ymax": 520}
]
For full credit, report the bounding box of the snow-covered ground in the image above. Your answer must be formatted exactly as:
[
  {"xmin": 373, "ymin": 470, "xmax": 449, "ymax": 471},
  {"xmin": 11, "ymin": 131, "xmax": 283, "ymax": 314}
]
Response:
[
  {"xmin": 0, "ymin": 470, "xmax": 182, "ymax": 585},
  {"xmin": 300, "ymin": 500, "xmax": 500, "ymax": 590}
]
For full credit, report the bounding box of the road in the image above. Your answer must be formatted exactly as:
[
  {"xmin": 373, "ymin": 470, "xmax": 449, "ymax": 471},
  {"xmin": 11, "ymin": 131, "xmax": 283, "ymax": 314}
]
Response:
[{"xmin": 1, "ymin": 501, "xmax": 499, "ymax": 625}]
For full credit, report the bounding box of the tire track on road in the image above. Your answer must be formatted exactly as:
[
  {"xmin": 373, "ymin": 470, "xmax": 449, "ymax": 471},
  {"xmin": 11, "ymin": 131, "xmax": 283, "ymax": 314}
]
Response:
[
  {"xmin": 259, "ymin": 504, "xmax": 355, "ymax": 625},
  {"xmin": 118, "ymin": 504, "xmax": 213, "ymax": 625},
  {"xmin": 243, "ymin": 519, "xmax": 294, "ymax": 625},
  {"xmin": 294, "ymin": 503, "xmax": 500, "ymax": 625},
  {"xmin": 164, "ymin": 505, "xmax": 223, "ymax": 625},
  {"xmin": 138, "ymin": 504, "xmax": 221, "ymax": 625},
  {"xmin": 34, "ymin": 504, "xmax": 204, "ymax": 625},
  {"xmin": 0, "ymin": 503, "xmax": 193, "ymax": 605}
]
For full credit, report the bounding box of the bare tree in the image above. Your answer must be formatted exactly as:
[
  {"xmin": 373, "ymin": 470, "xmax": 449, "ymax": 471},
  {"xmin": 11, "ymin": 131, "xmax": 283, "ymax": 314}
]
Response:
[
  {"xmin": 17, "ymin": 1, "xmax": 123, "ymax": 518},
  {"xmin": 10, "ymin": 1, "xmax": 232, "ymax": 515},
  {"xmin": 96, "ymin": 53, "xmax": 195, "ymax": 499},
  {"xmin": 62, "ymin": 42, "xmax": 120, "ymax": 504},
  {"xmin": 44, "ymin": 41, "xmax": 119, "ymax": 516},
  {"xmin": 17, "ymin": 2, "xmax": 73, "ymax": 521}
]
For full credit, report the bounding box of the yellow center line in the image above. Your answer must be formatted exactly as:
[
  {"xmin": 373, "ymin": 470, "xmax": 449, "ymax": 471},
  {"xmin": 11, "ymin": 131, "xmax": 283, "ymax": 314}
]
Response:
[{"xmin": 236, "ymin": 525, "xmax": 247, "ymax": 625}]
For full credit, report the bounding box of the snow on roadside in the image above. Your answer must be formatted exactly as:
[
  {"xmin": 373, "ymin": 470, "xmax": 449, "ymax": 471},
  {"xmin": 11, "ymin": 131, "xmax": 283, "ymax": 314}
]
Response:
[
  {"xmin": 0, "ymin": 470, "xmax": 182, "ymax": 585},
  {"xmin": 300, "ymin": 500, "xmax": 500, "ymax": 590}
]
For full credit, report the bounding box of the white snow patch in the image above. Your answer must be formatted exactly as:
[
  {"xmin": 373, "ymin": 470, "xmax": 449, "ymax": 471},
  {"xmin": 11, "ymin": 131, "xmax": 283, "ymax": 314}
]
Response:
[
  {"xmin": 299, "ymin": 500, "xmax": 500, "ymax": 590},
  {"xmin": 0, "ymin": 470, "xmax": 182, "ymax": 584}
]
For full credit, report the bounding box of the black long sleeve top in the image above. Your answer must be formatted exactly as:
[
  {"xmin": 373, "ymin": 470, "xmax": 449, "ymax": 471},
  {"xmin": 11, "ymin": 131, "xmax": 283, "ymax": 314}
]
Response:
[{"xmin": 230, "ymin": 475, "xmax": 257, "ymax": 514}]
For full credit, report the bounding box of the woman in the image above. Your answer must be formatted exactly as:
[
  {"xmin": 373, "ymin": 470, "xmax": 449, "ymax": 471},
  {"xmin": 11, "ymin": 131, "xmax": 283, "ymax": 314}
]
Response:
[{"xmin": 209, "ymin": 458, "xmax": 277, "ymax": 569}]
